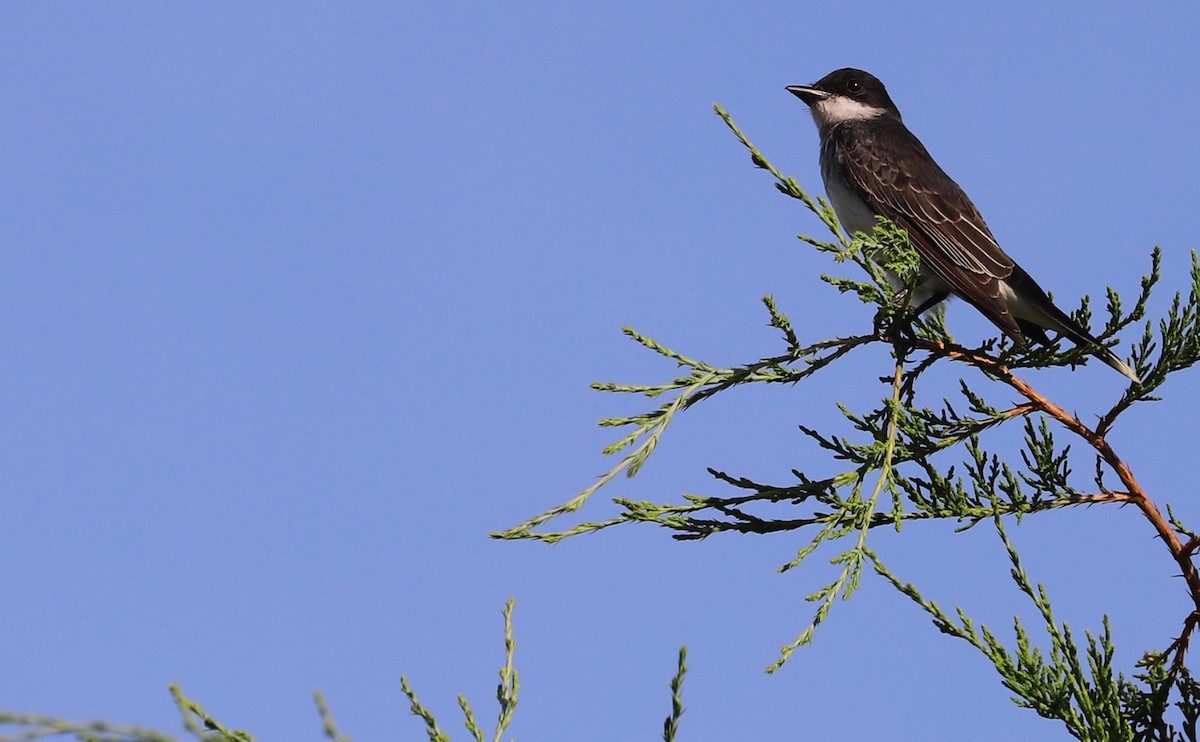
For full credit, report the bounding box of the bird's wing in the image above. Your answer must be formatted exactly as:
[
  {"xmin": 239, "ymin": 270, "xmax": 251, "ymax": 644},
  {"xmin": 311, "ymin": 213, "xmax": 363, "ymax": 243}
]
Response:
[{"xmin": 832, "ymin": 122, "xmax": 1027, "ymax": 343}]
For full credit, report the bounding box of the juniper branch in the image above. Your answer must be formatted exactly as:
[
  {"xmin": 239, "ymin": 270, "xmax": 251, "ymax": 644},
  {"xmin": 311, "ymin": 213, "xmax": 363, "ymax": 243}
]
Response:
[{"xmin": 496, "ymin": 104, "xmax": 1200, "ymax": 737}]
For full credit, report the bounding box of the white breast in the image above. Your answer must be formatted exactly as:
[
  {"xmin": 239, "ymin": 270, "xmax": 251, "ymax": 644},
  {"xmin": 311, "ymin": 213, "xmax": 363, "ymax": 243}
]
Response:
[{"xmin": 822, "ymin": 165, "xmax": 878, "ymax": 236}]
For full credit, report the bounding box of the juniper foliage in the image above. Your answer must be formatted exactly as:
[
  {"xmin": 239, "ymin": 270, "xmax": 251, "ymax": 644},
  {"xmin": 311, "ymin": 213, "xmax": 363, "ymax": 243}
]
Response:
[{"xmin": 493, "ymin": 105, "xmax": 1200, "ymax": 739}]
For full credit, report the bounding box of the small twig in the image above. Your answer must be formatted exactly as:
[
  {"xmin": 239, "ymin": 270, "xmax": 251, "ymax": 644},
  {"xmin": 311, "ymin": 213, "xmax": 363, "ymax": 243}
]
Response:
[
  {"xmin": 662, "ymin": 647, "xmax": 688, "ymax": 742},
  {"xmin": 1164, "ymin": 611, "xmax": 1200, "ymax": 674}
]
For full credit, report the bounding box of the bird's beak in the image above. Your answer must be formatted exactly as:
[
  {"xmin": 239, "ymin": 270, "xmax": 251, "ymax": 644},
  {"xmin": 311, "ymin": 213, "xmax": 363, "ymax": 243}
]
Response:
[{"xmin": 786, "ymin": 85, "xmax": 828, "ymax": 106}]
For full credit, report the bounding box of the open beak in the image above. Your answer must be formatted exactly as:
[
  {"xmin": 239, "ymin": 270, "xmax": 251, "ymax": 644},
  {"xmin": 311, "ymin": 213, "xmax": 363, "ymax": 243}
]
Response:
[{"xmin": 786, "ymin": 85, "xmax": 828, "ymax": 106}]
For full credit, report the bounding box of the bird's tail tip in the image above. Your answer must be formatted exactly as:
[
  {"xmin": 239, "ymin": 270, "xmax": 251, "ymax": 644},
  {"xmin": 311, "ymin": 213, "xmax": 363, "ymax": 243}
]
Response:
[{"xmin": 1100, "ymin": 351, "xmax": 1141, "ymax": 384}]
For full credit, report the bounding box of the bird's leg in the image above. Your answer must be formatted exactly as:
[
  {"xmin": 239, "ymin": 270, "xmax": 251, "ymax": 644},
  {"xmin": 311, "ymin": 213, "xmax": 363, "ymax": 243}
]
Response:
[
  {"xmin": 905, "ymin": 289, "xmax": 950, "ymax": 321},
  {"xmin": 875, "ymin": 287, "xmax": 949, "ymax": 341}
]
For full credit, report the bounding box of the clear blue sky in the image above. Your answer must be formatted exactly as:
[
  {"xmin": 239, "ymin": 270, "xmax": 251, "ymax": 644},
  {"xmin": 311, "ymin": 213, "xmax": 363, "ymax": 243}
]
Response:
[{"xmin": 2, "ymin": 4, "xmax": 1198, "ymax": 740}]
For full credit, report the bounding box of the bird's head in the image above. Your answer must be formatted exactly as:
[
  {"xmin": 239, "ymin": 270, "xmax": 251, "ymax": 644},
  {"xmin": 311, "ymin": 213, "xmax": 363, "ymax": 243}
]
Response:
[{"xmin": 787, "ymin": 68, "xmax": 900, "ymax": 129}]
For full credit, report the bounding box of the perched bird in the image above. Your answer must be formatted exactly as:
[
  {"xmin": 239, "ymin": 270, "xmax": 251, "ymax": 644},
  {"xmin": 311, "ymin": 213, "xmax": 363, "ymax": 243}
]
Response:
[{"xmin": 786, "ymin": 68, "xmax": 1139, "ymax": 382}]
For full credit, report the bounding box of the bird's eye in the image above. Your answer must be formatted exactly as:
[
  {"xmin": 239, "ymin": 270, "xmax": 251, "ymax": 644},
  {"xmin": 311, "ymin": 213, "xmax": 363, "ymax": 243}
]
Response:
[{"xmin": 847, "ymin": 78, "xmax": 863, "ymax": 94}]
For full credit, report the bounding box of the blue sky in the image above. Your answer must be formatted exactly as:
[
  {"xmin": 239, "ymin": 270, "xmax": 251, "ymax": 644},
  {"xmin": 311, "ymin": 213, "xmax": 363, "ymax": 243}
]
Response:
[{"xmin": 2, "ymin": 4, "xmax": 1198, "ymax": 740}]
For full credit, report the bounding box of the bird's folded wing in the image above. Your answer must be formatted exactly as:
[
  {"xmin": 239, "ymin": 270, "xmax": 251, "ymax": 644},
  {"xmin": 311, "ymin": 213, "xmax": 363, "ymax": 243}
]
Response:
[{"xmin": 836, "ymin": 126, "xmax": 1025, "ymax": 341}]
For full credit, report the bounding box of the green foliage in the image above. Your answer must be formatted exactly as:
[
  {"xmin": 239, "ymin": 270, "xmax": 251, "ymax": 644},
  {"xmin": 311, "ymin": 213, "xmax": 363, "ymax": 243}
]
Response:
[
  {"xmin": 398, "ymin": 600, "xmax": 691, "ymax": 742},
  {"xmin": 0, "ymin": 597, "xmax": 688, "ymax": 741},
  {"xmin": 873, "ymin": 517, "xmax": 1132, "ymax": 740},
  {"xmin": 0, "ymin": 713, "xmax": 180, "ymax": 742},
  {"xmin": 494, "ymin": 105, "xmax": 1200, "ymax": 738},
  {"xmin": 0, "ymin": 685, "xmax": 262, "ymax": 742},
  {"xmin": 662, "ymin": 647, "xmax": 688, "ymax": 742},
  {"xmin": 401, "ymin": 598, "xmax": 519, "ymax": 742}
]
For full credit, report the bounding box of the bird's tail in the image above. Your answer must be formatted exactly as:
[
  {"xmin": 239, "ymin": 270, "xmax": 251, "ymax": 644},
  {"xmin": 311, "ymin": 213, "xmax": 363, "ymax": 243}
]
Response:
[
  {"xmin": 1018, "ymin": 307, "xmax": 1141, "ymax": 384},
  {"xmin": 1087, "ymin": 341, "xmax": 1141, "ymax": 383}
]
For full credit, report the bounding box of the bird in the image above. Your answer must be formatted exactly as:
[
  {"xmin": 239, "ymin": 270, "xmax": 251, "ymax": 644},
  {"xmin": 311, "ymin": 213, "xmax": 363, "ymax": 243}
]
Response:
[{"xmin": 785, "ymin": 68, "xmax": 1140, "ymax": 383}]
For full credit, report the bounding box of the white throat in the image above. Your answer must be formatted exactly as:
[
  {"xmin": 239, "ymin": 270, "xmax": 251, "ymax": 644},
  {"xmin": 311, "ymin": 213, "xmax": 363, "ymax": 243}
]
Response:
[{"xmin": 811, "ymin": 95, "xmax": 886, "ymax": 128}]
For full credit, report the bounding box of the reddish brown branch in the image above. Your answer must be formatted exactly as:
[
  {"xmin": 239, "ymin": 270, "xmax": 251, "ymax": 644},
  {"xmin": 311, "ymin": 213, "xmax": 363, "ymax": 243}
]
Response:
[
  {"xmin": 1164, "ymin": 611, "xmax": 1200, "ymax": 674},
  {"xmin": 918, "ymin": 340, "xmax": 1200, "ymax": 672}
]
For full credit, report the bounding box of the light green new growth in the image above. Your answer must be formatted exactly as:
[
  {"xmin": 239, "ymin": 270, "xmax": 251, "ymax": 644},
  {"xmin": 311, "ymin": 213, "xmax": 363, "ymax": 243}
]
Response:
[
  {"xmin": 401, "ymin": 598, "xmax": 519, "ymax": 742},
  {"xmin": 662, "ymin": 646, "xmax": 688, "ymax": 742},
  {"xmin": 0, "ymin": 686, "xmax": 265, "ymax": 742},
  {"xmin": 314, "ymin": 689, "xmax": 352, "ymax": 742},
  {"xmin": 398, "ymin": 600, "xmax": 691, "ymax": 741},
  {"xmin": 0, "ymin": 714, "xmax": 180, "ymax": 742}
]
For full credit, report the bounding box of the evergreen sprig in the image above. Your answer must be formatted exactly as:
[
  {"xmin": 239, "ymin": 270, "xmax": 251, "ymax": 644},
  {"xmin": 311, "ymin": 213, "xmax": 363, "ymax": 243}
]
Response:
[
  {"xmin": 662, "ymin": 647, "xmax": 688, "ymax": 742},
  {"xmin": 870, "ymin": 516, "xmax": 1131, "ymax": 740},
  {"xmin": 401, "ymin": 598, "xmax": 519, "ymax": 742}
]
